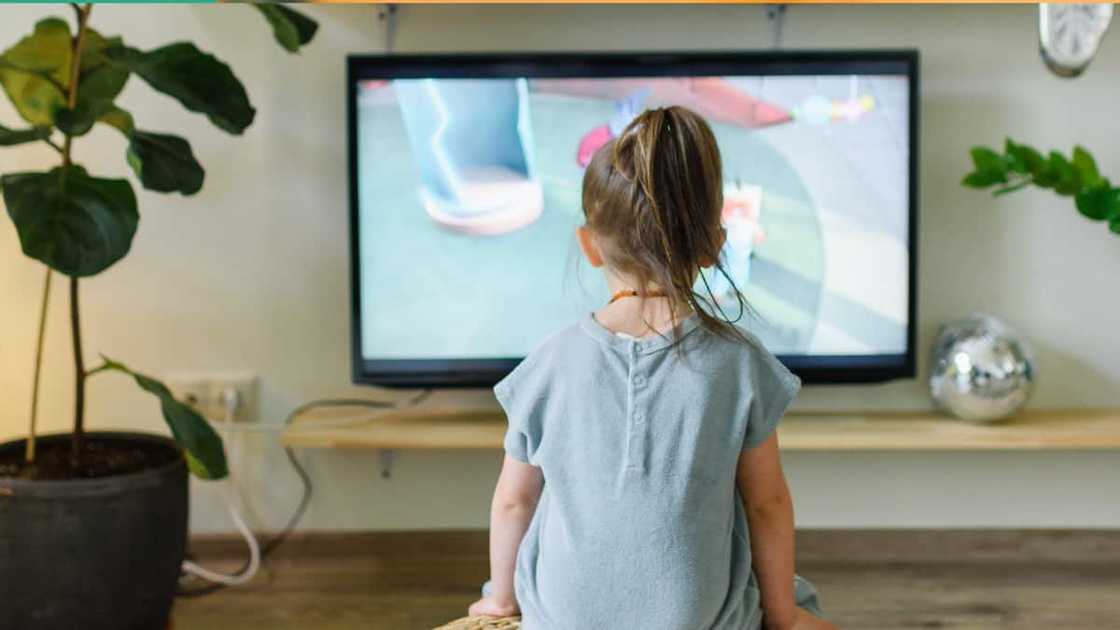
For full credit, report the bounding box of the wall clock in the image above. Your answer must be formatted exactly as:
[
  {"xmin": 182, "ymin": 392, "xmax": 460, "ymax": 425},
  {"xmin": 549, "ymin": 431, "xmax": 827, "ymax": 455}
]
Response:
[{"xmin": 1039, "ymin": 3, "xmax": 1113, "ymax": 78}]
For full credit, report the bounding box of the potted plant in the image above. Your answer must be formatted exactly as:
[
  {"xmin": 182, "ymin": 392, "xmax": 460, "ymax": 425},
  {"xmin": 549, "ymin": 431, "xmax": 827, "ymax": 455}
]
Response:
[
  {"xmin": 0, "ymin": 5, "xmax": 317, "ymax": 629},
  {"xmin": 962, "ymin": 139, "xmax": 1120, "ymax": 235}
]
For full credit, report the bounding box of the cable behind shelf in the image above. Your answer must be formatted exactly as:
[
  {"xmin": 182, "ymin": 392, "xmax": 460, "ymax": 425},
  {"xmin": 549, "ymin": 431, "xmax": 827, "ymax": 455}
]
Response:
[{"xmin": 176, "ymin": 388, "xmax": 432, "ymax": 598}]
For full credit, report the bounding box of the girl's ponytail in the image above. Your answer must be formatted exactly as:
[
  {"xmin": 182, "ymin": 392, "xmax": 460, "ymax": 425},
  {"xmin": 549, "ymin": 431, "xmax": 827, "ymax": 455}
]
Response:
[{"xmin": 589, "ymin": 106, "xmax": 747, "ymax": 343}]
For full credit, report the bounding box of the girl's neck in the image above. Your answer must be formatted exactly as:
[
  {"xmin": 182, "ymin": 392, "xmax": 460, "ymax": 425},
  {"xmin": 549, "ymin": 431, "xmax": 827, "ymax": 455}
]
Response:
[{"xmin": 596, "ymin": 274, "xmax": 694, "ymax": 339}]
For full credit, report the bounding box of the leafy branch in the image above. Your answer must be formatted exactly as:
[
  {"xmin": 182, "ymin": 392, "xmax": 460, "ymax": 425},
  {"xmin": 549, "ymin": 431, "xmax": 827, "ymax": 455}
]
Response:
[
  {"xmin": 0, "ymin": 5, "xmax": 318, "ymax": 476},
  {"xmin": 963, "ymin": 139, "xmax": 1120, "ymax": 235}
]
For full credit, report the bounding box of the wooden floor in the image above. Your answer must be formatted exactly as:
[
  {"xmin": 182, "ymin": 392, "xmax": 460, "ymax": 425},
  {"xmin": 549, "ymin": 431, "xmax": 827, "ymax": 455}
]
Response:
[{"xmin": 173, "ymin": 530, "xmax": 1120, "ymax": 630}]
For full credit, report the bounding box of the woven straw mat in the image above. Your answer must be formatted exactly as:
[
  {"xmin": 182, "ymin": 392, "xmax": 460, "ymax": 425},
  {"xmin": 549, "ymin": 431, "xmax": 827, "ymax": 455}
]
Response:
[{"xmin": 433, "ymin": 616, "xmax": 522, "ymax": 630}]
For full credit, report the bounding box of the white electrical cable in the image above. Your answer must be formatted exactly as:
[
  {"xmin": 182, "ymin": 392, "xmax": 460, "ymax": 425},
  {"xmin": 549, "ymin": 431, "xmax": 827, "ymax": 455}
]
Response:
[
  {"xmin": 180, "ymin": 388, "xmax": 262, "ymax": 586},
  {"xmin": 177, "ymin": 389, "xmax": 431, "ymax": 593}
]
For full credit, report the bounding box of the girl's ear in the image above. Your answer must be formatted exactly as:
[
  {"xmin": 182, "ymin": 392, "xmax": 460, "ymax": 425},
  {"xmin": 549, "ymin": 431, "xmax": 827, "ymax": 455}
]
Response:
[{"xmin": 576, "ymin": 226, "xmax": 605, "ymax": 268}]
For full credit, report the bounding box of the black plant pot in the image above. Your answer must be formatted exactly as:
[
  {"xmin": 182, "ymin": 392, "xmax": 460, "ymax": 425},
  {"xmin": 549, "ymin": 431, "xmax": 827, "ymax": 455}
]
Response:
[{"xmin": 0, "ymin": 432, "xmax": 188, "ymax": 630}]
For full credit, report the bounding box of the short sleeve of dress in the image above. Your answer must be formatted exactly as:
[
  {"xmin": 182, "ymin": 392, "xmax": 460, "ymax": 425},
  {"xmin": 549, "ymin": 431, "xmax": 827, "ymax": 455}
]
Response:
[
  {"xmin": 742, "ymin": 346, "xmax": 801, "ymax": 450},
  {"xmin": 494, "ymin": 355, "xmax": 547, "ymax": 465}
]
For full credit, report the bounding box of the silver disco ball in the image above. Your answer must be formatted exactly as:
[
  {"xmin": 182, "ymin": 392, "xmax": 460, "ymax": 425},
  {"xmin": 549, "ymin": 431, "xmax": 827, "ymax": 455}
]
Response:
[{"xmin": 930, "ymin": 314, "xmax": 1036, "ymax": 422}]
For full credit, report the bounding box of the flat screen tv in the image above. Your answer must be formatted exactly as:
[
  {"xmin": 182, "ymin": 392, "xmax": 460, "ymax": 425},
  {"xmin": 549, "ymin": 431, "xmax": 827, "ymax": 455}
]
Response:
[{"xmin": 348, "ymin": 50, "xmax": 918, "ymax": 387}]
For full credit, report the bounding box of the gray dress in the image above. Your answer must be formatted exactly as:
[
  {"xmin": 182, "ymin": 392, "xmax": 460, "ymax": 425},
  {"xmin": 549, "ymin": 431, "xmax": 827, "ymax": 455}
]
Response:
[{"xmin": 494, "ymin": 312, "xmax": 821, "ymax": 630}]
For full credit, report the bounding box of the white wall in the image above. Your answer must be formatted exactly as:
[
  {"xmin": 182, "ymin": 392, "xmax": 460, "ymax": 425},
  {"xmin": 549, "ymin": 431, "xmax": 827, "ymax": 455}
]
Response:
[{"xmin": 1, "ymin": 4, "xmax": 1118, "ymax": 533}]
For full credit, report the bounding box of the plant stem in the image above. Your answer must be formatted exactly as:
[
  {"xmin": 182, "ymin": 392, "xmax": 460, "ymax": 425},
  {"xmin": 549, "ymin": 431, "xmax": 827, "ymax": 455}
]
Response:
[
  {"xmin": 84, "ymin": 363, "xmax": 111, "ymax": 379},
  {"xmin": 25, "ymin": 268, "xmax": 52, "ymax": 465},
  {"xmin": 61, "ymin": 5, "xmax": 91, "ymax": 168},
  {"xmin": 66, "ymin": 3, "xmax": 92, "ymax": 466},
  {"xmin": 70, "ymin": 277, "xmax": 85, "ymax": 466}
]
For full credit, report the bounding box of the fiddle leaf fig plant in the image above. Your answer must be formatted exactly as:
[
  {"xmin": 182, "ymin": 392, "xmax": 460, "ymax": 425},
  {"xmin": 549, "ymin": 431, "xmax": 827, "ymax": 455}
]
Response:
[
  {"xmin": 963, "ymin": 139, "xmax": 1120, "ymax": 235},
  {"xmin": 0, "ymin": 4, "xmax": 318, "ymax": 477}
]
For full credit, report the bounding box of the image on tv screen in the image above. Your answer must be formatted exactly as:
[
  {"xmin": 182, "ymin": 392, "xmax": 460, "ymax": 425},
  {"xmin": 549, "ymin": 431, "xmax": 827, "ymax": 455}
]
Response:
[{"xmin": 355, "ymin": 73, "xmax": 911, "ymax": 363}]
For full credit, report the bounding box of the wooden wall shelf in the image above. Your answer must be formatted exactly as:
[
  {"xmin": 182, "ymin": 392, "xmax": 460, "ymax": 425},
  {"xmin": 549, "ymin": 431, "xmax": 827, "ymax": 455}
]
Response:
[{"xmin": 282, "ymin": 407, "xmax": 1120, "ymax": 452}]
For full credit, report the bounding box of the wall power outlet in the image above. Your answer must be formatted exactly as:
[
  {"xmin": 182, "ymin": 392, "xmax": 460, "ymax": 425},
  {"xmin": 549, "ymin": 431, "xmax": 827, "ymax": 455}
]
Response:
[{"xmin": 165, "ymin": 372, "xmax": 259, "ymax": 423}]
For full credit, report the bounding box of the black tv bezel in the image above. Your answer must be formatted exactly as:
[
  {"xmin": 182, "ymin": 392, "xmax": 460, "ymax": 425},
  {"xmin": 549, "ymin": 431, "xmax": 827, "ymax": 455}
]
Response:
[{"xmin": 348, "ymin": 50, "xmax": 919, "ymax": 388}]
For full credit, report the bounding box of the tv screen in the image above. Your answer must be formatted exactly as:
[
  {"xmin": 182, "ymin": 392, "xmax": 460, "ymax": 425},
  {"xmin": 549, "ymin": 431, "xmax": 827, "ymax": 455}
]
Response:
[{"xmin": 348, "ymin": 51, "xmax": 918, "ymax": 387}]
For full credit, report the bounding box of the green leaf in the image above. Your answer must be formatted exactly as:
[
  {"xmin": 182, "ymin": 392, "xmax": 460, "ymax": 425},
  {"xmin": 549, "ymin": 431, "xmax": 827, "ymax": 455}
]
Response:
[
  {"xmin": 962, "ymin": 170, "xmax": 1004, "ymax": 188},
  {"xmin": 98, "ymin": 105, "xmax": 135, "ymax": 135},
  {"xmin": 92, "ymin": 105, "xmax": 203, "ymax": 194},
  {"xmin": 127, "ymin": 130, "xmax": 204, "ymax": 195},
  {"xmin": 54, "ymin": 106, "xmax": 95, "ymax": 136},
  {"xmin": 1048, "ymin": 151, "xmax": 1080, "ymax": 196},
  {"xmin": 970, "ymin": 147, "xmax": 1006, "ymax": 173},
  {"xmin": 1005, "ymin": 139, "xmax": 1045, "ymax": 176},
  {"xmin": 1004, "ymin": 141, "xmax": 1027, "ymax": 175},
  {"xmin": 1110, "ymin": 215, "xmax": 1120, "ymax": 235},
  {"xmin": 78, "ymin": 29, "xmax": 124, "ymax": 74},
  {"xmin": 94, "ymin": 357, "xmax": 228, "ymax": 480},
  {"xmin": 966, "ymin": 146, "xmax": 1009, "ymax": 188},
  {"xmin": 1032, "ymin": 161, "xmax": 1058, "ymax": 189},
  {"xmin": 183, "ymin": 452, "xmax": 213, "ymax": 479},
  {"xmin": 1102, "ymin": 188, "xmax": 1120, "ymax": 222},
  {"xmin": 1, "ymin": 18, "xmax": 71, "ymax": 81},
  {"xmin": 254, "ymin": 4, "xmax": 319, "ymax": 53},
  {"xmin": 106, "ymin": 43, "xmax": 255, "ymax": 135},
  {"xmin": 1074, "ymin": 184, "xmax": 1120, "ymax": 222},
  {"xmin": 77, "ymin": 30, "xmax": 129, "ymax": 95},
  {"xmin": 1, "ymin": 166, "xmax": 138, "ymax": 277},
  {"xmin": 0, "ymin": 67, "xmax": 65, "ymax": 126},
  {"xmin": 79, "ymin": 58, "xmax": 129, "ymax": 103},
  {"xmin": 0, "ymin": 122, "xmax": 49, "ymax": 146},
  {"xmin": 0, "ymin": 19, "xmax": 70, "ymax": 126},
  {"xmin": 92, "ymin": 105, "xmax": 204, "ymax": 195},
  {"xmin": 1071, "ymin": 146, "xmax": 1101, "ymax": 188}
]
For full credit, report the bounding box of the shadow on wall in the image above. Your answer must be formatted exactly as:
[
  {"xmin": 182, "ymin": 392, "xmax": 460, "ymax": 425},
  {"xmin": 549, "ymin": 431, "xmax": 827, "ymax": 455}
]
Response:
[
  {"xmin": 1029, "ymin": 340, "xmax": 1119, "ymax": 408},
  {"xmin": 190, "ymin": 442, "xmax": 499, "ymax": 533}
]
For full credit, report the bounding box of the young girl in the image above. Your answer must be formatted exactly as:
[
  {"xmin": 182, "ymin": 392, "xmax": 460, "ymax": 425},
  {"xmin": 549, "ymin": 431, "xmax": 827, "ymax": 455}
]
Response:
[{"xmin": 468, "ymin": 106, "xmax": 838, "ymax": 630}]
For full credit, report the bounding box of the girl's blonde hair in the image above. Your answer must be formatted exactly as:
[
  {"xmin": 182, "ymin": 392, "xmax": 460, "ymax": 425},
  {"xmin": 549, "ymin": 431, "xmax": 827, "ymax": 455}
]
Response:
[{"xmin": 581, "ymin": 105, "xmax": 747, "ymax": 342}]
